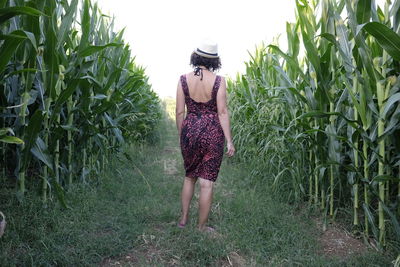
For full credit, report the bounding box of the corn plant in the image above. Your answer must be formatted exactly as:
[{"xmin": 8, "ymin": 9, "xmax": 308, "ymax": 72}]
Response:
[
  {"xmin": 228, "ymin": 0, "xmax": 400, "ymax": 248},
  {"xmin": 0, "ymin": 0, "xmax": 161, "ymax": 204}
]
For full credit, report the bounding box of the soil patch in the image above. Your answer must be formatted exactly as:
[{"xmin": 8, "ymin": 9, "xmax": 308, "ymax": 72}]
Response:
[
  {"xmin": 100, "ymin": 234, "xmax": 171, "ymax": 266},
  {"xmin": 163, "ymin": 158, "xmax": 178, "ymax": 175},
  {"xmin": 316, "ymin": 219, "xmax": 368, "ymax": 259}
]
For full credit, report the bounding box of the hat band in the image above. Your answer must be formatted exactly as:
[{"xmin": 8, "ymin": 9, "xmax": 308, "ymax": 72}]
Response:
[{"xmin": 196, "ymin": 48, "xmax": 218, "ymax": 58}]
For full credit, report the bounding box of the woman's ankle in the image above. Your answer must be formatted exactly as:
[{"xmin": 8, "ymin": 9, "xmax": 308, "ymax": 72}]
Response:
[{"xmin": 179, "ymin": 215, "xmax": 188, "ymax": 224}]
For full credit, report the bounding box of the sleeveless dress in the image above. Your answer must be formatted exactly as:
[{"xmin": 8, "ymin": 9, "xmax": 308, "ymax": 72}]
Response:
[{"xmin": 179, "ymin": 74, "xmax": 225, "ymax": 182}]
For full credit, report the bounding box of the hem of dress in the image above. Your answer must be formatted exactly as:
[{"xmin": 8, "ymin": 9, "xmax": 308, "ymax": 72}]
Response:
[
  {"xmin": 185, "ymin": 173, "xmax": 217, "ymax": 182},
  {"xmin": 199, "ymin": 176, "xmax": 217, "ymax": 182}
]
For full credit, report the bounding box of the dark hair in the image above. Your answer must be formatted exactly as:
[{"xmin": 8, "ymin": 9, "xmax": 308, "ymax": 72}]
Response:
[{"xmin": 190, "ymin": 52, "xmax": 221, "ymax": 72}]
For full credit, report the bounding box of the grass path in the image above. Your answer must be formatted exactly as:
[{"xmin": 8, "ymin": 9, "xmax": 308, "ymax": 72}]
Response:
[
  {"xmin": 99, "ymin": 118, "xmax": 390, "ymax": 266},
  {"xmin": 0, "ymin": 116, "xmax": 393, "ymax": 266}
]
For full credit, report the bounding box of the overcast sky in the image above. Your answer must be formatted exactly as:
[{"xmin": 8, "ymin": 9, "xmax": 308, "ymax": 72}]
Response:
[{"xmin": 94, "ymin": 0, "xmax": 386, "ymax": 98}]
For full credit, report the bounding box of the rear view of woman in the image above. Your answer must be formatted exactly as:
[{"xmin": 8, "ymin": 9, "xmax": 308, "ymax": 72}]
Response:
[{"xmin": 175, "ymin": 40, "xmax": 235, "ymax": 232}]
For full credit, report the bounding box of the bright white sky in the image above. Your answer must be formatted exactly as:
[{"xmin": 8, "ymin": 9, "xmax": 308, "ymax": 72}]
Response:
[
  {"xmin": 94, "ymin": 0, "xmax": 296, "ymax": 97},
  {"xmin": 94, "ymin": 0, "xmax": 386, "ymax": 98}
]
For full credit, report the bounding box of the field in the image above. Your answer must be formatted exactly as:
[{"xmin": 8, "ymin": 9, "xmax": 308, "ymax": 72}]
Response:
[
  {"xmin": 0, "ymin": 111, "xmax": 395, "ymax": 265},
  {"xmin": 1, "ymin": 0, "xmax": 400, "ymax": 265}
]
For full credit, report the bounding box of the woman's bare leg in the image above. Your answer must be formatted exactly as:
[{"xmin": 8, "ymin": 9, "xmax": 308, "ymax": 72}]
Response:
[
  {"xmin": 198, "ymin": 178, "xmax": 214, "ymax": 230},
  {"xmin": 180, "ymin": 177, "xmax": 197, "ymax": 225}
]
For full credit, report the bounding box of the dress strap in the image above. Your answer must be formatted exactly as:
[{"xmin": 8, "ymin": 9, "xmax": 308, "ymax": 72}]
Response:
[
  {"xmin": 180, "ymin": 75, "xmax": 189, "ymax": 98},
  {"xmin": 211, "ymin": 75, "xmax": 221, "ymax": 100}
]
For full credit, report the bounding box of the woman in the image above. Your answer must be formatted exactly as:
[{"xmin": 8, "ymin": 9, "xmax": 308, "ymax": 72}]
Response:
[{"xmin": 175, "ymin": 40, "xmax": 235, "ymax": 232}]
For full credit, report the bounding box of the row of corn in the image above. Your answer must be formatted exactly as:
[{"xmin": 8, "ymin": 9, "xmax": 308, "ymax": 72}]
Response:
[
  {"xmin": 228, "ymin": 0, "xmax": 400, "ymax": 249},
  {"xmin": 0, "ymin": 0, "xmax": 161, "ymax": 204}
]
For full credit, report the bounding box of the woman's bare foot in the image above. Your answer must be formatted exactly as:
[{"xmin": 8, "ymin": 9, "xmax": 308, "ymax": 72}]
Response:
[
  {"xmin": 179, "ymin": 215, "xmax": 188, "ymax": 226},
  {"xmin": 198, "ymin": 225, "xmax": 215, "ymax": 232}
]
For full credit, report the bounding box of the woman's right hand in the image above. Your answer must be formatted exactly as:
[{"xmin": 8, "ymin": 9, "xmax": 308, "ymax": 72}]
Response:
[{"xmin": 226, "ymin": 141, "xmax": 235, "ymax": 157}]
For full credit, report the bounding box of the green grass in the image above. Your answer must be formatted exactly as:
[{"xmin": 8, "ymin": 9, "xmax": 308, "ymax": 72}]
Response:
[{"xmin": 0, "ymin": 116, "xmax": 395, "ymax": 266}]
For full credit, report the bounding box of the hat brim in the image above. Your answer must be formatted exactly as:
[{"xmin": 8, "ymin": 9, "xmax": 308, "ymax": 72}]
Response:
[{"xmin": 194, "ymin": 48, "xmax": 219, "ymax": 58}]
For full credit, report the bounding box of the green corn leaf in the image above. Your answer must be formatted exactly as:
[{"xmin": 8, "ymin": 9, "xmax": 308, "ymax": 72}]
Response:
[
  {"xmin": 394, "ymin": 255, "xmax": 400, "ymax": 267},
  {"xmin": 0, "ymin": 33, "xmax": 26, "ymax": 40},
  {"xmin": 347, "ymin": 0, "xmax": 378, "ymax": 84},
  {"xmin": 286, "ymin": 22, "xmax": 300, "ymax": 58},
  {"xmin": 335, "ymin": 16, "xmax": 352, "ymax": 61},
  {"xmin": 371, "ymin": 174, "xmax": 400, "ymax": 183},
  {"xmin": 0, "ymin": 127, "xmax": 13, "ymax": 136},
  {"xmin": 57, "ymin": 0, "xmax": 78, "ymax": 49},
  {"xmin": 273, "ymin": 66, "xmax": 295, "ymax": 87},
  {"xmin": 22, "ymin": 30, "xmax": 37, "ymax": 51},
  {"xmin": 297, "ymin": 111, "xmax": 358, "ymax": 124},
  {"xmin": 78, "ymin": 43, "xmax": 123, "ymax": 57},
  {"xmin": 0, "ymin": 6, "xmax": 45, "ymax": 25},
  {"xmin": 104, "ymin": 113, "xmax": 124, "ymax": 143},
  {"xmin": 0, "ymin": 135, "xmax": 24, "ymax": 144},
  {"xmin": 356, "ymin": 0, "xmax": 372, "ymax": 24},
  {"xmin": 21, "ymin": 110, "xmax": 43, "ymax": 171},
  {"xmin": 4, "ymin": 68, "xmax": 37, "ymax": 78},
  {"xmin": 51, "ymin": 79, "xmax": 79, "ymax": 121},
  {"xmin": 0, "ymin": 30, "xmax": 37, "ymax": 54},
  {"xmin": 333, "ymin": 15, "xmax": 354, "ymax": 73},
  {"xmin": 53, "ymin": 179, "xmax": 69, "ymax": 209},
  {"xmin": 103, "ymin": 69, "xmax": 122, "ymax": 93},
  {"xmin": 363, "ymin": 203, "xmax": 379, "ymax": 240},
  {"xmin": 91, "ymin": 94, "xmax": 107, "ymax": 100},
  {"xmin": 361, "ymin": 22, "xmax": 400, "ymax": 61},
  {"xmin": 320, "ymin": 32, "xmax": 336, "ymax": 44},
  {"xmin": 30, "ymin": 137, "xmax": 53, "ymax": 170},
  {"xmin": 272, "ymin": 168, "xmax": 290, "ymax": 187},
  {"xmin": 79, "ymin": 0, "xmax": 90, "ymax": 52},
  {"xmin": 382, "ymin": 92, "xmax": 400, "ymax": 118},
  {"xmin": 268, "ymin": 45, "xmax": 308, "ymax": 82},
  {"xmin": 0, "ymin": 30, "xmax": 28, "ymax": 73},
  {"xmin": 286, "ymin": 87, "xmax": 309, "ymax": 104},
  {"xmin": 391, "ymin": 0, "xmax": 400, "ymax": 31},
  {"xmin": 60, "ymin": 125, "xmax": 79, "ymax": 132},
  {"xmin": 380, "ymin": 201, "xmax": 400, "ymax": 241},
  {"xmin": 296, "ymin": 1, "xmax": 321, "ymax": 75},
  {"xmin": 44, "ymin": 12, "xmax": 59, "ymax": 99}
]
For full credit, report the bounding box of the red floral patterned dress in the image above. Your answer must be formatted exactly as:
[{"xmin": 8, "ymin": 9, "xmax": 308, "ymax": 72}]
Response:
[{"xmin": 179, "ymin": 74, "xmax": 225, "ymax": 182}]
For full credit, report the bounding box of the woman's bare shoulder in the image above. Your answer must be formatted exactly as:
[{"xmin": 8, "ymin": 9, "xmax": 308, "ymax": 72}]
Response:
[
  {"xmin": 217, "ymin": 75, "xmax": 226, "ymax": 82},
  {"xmin": 218, "ymin": 75, "xmax": 226, "ymax": 86},
  {"xmin": 177, "ymin": 73, "xmax": 190, "ymax": 84}
]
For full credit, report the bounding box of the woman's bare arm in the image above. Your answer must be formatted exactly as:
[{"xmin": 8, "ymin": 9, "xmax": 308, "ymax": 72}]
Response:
[
  {"xmin": 217, "ymin": 77, "xmax": 235, "ymax": 157},
  {"xmin": 176, "ymin": 79, "xmax": 185, "ymax": 136}
]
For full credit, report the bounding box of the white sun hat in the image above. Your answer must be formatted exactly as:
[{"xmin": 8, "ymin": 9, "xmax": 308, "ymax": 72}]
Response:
[{"xmin": 194, "ymin": 39, "xmax": 219, "ymax": 58}]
